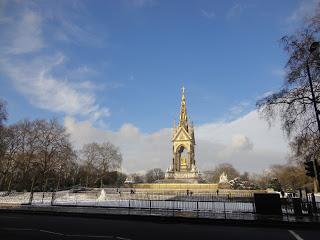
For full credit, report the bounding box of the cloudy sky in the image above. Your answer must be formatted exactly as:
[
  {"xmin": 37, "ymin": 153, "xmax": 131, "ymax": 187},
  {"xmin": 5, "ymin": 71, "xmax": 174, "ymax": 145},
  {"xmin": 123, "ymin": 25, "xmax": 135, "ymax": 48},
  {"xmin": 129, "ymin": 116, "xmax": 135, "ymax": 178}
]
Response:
[{"xmin": 0, "ymin": 0, "xmax": 317, "ymax": 174}]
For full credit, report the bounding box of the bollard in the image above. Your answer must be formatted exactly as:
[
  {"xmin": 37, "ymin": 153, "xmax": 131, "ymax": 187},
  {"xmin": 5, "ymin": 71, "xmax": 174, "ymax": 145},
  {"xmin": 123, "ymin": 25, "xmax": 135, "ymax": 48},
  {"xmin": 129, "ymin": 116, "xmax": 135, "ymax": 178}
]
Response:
[
  {"xmin": 252, "ymin": 201, "xmax": 255, "ymax": 213},
  {"xmin": 50, "ymin": 192, "xmax": 55, "ymax": 206},
  {"xmin": 292, "ymin": 198, "xmax": 303, "ymax": 216},
  {"xmin": 307, "ymin": 203, "xmax": 313, "ymax": 216},
  {"xmin": 172, "ymin": 201, "xmax": 175, "ymax": 217},
  {"xmin": 28, "ymin": 191, "xmax": 34, "ymax": 205},
  {"xmin": 299, "ymin": 189, "xmax": 303, "ymax": 199},
  {"xmin": 311, "ymin": 193, "xmax": 318, "ymax": 214}
]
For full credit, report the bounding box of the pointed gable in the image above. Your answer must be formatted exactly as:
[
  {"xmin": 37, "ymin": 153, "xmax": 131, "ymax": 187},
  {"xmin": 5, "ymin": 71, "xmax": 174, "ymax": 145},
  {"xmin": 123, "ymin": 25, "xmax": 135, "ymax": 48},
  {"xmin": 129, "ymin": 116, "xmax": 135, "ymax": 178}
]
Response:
[{"xmin": 172, "ymin": 126, "xmax": 192, "ymax": 142}]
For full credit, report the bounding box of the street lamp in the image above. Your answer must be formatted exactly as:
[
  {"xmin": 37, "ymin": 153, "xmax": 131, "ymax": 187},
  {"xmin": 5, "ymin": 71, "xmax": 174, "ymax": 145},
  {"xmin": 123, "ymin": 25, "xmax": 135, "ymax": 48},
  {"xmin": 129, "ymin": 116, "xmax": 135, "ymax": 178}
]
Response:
[{"xmin": 306, "ymin": 41, "xmax": 320, "ymax": 192}]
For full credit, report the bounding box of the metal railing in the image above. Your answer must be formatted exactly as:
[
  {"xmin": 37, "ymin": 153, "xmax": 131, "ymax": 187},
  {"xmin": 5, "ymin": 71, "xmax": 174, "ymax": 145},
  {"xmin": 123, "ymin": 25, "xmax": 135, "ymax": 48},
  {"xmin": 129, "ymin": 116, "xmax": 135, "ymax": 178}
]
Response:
[{"xmin": 0, "ymin": 189, "xmax": 319, "ymax": 219}]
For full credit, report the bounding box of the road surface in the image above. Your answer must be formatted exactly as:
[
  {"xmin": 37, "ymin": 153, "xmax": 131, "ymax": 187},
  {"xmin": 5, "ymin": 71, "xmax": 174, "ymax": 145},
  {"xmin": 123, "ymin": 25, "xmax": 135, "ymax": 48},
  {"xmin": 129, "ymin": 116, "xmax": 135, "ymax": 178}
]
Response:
[{"xmin": 0, "ymin": 212, "xmax": 318, "ymax": 240}]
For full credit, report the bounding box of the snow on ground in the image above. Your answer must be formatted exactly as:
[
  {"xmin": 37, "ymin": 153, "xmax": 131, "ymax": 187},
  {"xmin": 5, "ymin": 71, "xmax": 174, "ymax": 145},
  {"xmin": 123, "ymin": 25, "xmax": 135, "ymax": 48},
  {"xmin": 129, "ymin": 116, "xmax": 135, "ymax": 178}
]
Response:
[
  {"xmin": 0, "ymin": 190, "xmax": 254, "ymax": 212},
  {"xmin": 0, "ymin": 192, "xmax": 30, "ymax": 204}
]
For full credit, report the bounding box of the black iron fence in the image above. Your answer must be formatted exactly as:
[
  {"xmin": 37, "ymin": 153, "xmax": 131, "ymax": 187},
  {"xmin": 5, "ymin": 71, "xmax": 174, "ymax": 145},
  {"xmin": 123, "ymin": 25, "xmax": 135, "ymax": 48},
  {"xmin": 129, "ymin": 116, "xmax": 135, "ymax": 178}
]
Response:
[{"xmin": 0, "ymin": 189, "xmax": 319, "ymax": 218}]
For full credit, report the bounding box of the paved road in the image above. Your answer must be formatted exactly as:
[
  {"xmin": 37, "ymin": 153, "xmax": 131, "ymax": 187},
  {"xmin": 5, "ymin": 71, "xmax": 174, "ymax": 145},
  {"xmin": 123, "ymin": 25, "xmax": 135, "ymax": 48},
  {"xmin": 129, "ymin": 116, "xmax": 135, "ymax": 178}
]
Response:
[{"xmin": 0, "ymin": 213, "xmax": 318, "ymax": 240}]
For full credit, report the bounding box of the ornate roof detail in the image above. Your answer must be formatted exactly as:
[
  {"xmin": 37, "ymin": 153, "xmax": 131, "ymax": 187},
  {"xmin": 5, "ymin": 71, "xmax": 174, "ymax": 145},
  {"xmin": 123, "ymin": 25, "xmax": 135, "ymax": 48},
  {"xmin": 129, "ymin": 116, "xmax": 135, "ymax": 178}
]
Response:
[{"xmin": 179, "ymin": 86, "xmax": 188, "ymax": 129}]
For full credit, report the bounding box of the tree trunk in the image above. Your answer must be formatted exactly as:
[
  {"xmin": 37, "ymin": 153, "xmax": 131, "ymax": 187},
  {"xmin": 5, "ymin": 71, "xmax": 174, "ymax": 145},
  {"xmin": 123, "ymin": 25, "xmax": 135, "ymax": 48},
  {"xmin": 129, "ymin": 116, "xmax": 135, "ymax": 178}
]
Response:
[
  {"xmin": 43, "ymin": 177, "xmax": 48, "ymax": 192},
  {"xmin": 86, "ymin": 175, "xmax": 89, "ymax": 188},
  {"xmin": 29, "ymin": 177, "xmax": 35, "ymax": 205},
  {"xmin": 41, "ymin": 177, "xmax": 48, "ymax": 204},
  {"xmin": 30, "ymin": 176, "xmax": 35, "ymax": 192},
  {"xmin": 7, "ymin": 174, "xmax": 13, "ymax": 192},
  {"xmin": 0, "ymin": 175, "xmax": 4, "ymax": 190},
  {"xmin": 56, "ymin": 174, "xmax": 60, "ymax": 191}
]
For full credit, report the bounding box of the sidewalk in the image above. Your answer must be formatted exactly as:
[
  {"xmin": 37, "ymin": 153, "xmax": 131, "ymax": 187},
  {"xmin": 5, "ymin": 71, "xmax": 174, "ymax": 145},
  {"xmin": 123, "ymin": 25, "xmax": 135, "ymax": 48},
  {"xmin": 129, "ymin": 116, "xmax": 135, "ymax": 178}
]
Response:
[{"xmin": 0, "ymin": 204, "xmax": 319, "ymax": 228}]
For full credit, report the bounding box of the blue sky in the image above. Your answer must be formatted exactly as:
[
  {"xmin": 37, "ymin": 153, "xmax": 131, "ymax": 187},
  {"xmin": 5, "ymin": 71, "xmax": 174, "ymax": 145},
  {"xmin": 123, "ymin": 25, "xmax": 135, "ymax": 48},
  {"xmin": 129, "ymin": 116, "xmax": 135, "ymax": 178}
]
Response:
[
  {"xmin": 0, "ymin": 0, "xmax": 318, "ymax": 173},
  {"xmin": 0, "ymin": 0, "xmax": 304, "ymax": 130}
]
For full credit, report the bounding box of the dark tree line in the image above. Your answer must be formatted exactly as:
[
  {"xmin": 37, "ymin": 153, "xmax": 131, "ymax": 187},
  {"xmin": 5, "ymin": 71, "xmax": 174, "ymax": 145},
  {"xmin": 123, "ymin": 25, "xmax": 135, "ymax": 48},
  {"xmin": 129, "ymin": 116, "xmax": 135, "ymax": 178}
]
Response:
[{"xmin": 0, "ymin": 99, "xmax": 124, "ymax": 192}]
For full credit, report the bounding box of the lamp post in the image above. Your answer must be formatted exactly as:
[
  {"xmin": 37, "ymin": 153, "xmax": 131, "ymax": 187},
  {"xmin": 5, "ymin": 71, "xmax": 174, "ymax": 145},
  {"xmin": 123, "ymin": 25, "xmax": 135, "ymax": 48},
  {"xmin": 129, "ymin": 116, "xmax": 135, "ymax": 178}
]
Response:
[{"xmin": 306, "ymin": 41, "xmax": 320, "ymax": 192}]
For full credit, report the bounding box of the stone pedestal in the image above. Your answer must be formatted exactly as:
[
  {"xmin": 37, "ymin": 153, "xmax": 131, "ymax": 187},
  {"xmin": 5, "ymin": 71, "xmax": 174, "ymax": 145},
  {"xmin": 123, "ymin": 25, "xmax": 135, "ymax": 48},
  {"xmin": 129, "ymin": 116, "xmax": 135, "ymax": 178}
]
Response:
[
  {"xmin": 218, "ymin": 182, "xmax": 232, "ymax": 189},
  {"xmin": 165, "ymin": 164, "xmax": 200, "ymax": 183}
]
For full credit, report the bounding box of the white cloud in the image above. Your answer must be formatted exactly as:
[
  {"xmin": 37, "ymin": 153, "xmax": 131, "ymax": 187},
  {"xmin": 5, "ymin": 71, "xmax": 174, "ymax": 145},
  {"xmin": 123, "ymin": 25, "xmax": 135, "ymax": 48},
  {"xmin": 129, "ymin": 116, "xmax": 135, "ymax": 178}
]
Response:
[
  {"xmin": 5, "ymin": 10, "xmax": 44, "ymax": 55},
  {"xmin": 126, "ymin": 0, "xmax": 156, "ymax": 8},
  {"xmin": 0, "ymin": 3, "xmax": 110, "ymax": 122},
  {"xmin": 226, "ymin": 3, "xmax": 245, "ymax": 19},
  {"xmin": 257, "ymin": 91, "xmax": 275, "ymax": 102},
  {"xmin": 286, "ymin": 0, "xmax": 320, "ymax": 24},
  {"xmin": 65, "ymin": 110, "xmax": 288, "ymax": 174},
  {"xmin": 0, "ymin": 54, "xmax": 110, "ymax": 119},
  {"xmin": 201, "ymin": 9, "xmax": 215, "ymax": 19},
  {"xmin": 231, "ymin": 134, "xmax": 253, "ymax": 151},
  {"xmin": 55, "ymin": 17, "xmax": 104, "ymax": 47},
  {"xmin": 271, "ymin": 68, "xmax": 286, "ymax": 78},
  {"xmin": 64, "ymin": 116, "xmax": 171, "ymax": 173},
  {"xmin": 228, "ymin": 101, "xmax": 250, "ymax": 117}
]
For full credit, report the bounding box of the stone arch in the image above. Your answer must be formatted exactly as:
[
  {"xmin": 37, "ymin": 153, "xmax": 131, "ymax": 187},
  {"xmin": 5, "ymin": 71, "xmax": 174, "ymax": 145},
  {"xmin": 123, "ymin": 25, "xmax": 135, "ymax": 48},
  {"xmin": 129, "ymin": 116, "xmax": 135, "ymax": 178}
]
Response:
[{"xmin": 176, "ymin": 144, "xmax": 189, "ymax": 171}]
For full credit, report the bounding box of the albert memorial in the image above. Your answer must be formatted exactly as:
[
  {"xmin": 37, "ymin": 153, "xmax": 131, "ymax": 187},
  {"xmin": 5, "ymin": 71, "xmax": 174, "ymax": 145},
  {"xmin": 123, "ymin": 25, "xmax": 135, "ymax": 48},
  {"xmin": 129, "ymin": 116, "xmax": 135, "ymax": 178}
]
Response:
[{"xmin": 164, "ymin": 87, "xmax": 200, "ymax": 183}]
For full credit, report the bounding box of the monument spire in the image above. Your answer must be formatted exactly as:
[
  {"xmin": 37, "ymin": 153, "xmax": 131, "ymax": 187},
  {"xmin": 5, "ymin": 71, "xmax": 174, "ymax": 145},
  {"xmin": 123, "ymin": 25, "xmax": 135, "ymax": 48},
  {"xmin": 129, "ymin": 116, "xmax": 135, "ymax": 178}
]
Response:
[
  {"xmin": 179, "ymin": 86, "xmax": 188, "ymax": 127},
  {"xmin": 165, "ymin": 85, "xmax": 199, "ymax": 183}
]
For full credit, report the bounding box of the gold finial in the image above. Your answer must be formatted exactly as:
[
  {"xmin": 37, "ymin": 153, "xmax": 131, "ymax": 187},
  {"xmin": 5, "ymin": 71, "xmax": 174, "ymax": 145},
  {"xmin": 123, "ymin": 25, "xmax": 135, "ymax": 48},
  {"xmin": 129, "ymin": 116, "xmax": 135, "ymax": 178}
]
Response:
[{"xmin": 182, "ymin": 86, "xmax": 185, "ymax": 95}]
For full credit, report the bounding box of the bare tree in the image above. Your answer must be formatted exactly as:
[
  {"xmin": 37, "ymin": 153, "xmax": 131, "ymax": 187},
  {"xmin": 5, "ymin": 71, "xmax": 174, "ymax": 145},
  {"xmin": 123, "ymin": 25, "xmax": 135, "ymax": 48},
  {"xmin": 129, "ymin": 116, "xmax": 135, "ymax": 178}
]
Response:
[
  {"xmin": 97, "ymin": 142, "xmax": 122, "ymax": 188},
  {"xmin": 80, "ymin": 143, "xmax": 100, "ymax": 187},
  {"xmin": 257, "ymin": 5, "xmax": 320, "ymax": 168},
  {"xmin": 54, "ymin": 142, "xmax": 77, "ymax": 190},
  {"xmin": 34, "ymin": 119, "xmax": 72, "ymax": 191},
  {"xmin": 80, "ymin": 142, "xmax": 122, "ymax": 188},
  {"xmin": 0, "ymin": 99, "xmax": 7, "ymax": 127},
  {"xmin": 0, "ymin": 125, "xmax": 21, "ymax": 191},
  {"xmin": 145, "ymin": 168, "xmax": 164, "ymax": 183},
  {"xmin": 250, "ymin": 172, "xmax": 272, "ymax": 190},
  {"xmin": 131, "ymin": 173, "xmax": 144, "ymax": 183},
  {"xmin": 0, "ymin": 99, "xmax": 8, "ymax": 169},
  {"xmin": 269, "ymin": 164, "xmax": 309, "ymax": 192},
  {"xmin": 203, "ymin": 163, "xmax": 240, "ymax": 183},
  {"xmin": 0, "ymin": 101, "xmax": 124, "ymax": 191},
  {"xmin": 14, "ymin": 120, "xmax": 40, "ymax": 191}
]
